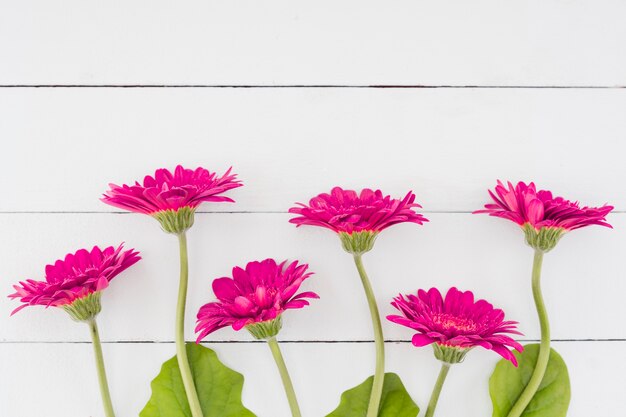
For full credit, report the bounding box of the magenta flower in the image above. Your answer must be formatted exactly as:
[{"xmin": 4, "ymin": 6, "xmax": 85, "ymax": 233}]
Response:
[
  {"xmin": 475, "ymin": 180, "xmax": 613, "ymax": 232},
  {"xmin": 289, "ymin": 186, "xmax": 427, "ymax": 233},
  {"xmin": 289, "ymin": 187, "xmax": 427, "ymax": 415},
  {"xmin": 9, "ymin": 244, "xmax": 140, "ymax": 315},
  {"xmin": 474, "ymin": 180, "xmax": 611, "ymax": 415},
  {"xmin": 387, "ymin": 287, "xmax": 523, "ymax": 365},
  {"xmin": 9, "ymin": 244, "xmax": 140, "ymax": 416},
  {"xmin": 195, "ymin": 259, "xmax": 318, "ymax": 341},
  {"xmin": 101, "ymin": 165, "xmax": 242, "ymax": 215},
  {"xmin": 101, "ymin": 166, "xmax": 238, "ymax": 416}
]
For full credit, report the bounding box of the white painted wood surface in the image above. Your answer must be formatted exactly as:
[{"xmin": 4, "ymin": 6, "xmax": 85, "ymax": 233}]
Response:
[
  {"xmin": 2, "ymin": 2, "xmax": 625, "ymax": 416},
  {"xmin": 1, "ymin": 88, "xmax": 625, "ymax": 213},
  {"xmin": 1, "ymin": 213, "xmax": 623, "ymax": 343},
  {"xmin": 1, "ymin": 342, "xmax": 623, "ymax": 417},
  {"xmin": 1, "ymin": 1, "xmax": 626, "ymax": 86}
]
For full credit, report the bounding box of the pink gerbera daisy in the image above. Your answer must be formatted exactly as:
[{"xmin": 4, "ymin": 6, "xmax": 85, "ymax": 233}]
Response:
[
  {"xmin": 475, "ymin": 180, "xmax": 612, "ymax": 231},
  {"xmin": 289, "ymin": 186, "xmax": 427, "ymax": 254},
  {"xmin": 101, "ymin": 165, "xmax": 240, "ymax": 415},
  {"xmin": 9, "ymin": 244, "xmax": 140, "ymax": 318},
  {"xmin": 289, "ymin": 186, "xmax": 427, "ymax": 233},
  {"xmin": 289, "ymin": 187, "xmax": 427, "ymax": 415},
  {"xmin": 102, "ymin": 165, "xmax": 242, "ymax": 215},
  {"xmin": 195, "ymin": 258, "xmax": 318, "ymax": 341},
  {"xmin": 101, "ymin": 165, "xmax": 242, "ymax": 234},
  {"xmin": 474, "ymin": 181, "xmax": 612, "ymax": 251},
  {"xmin": 387, "ymin": 287, "xmax": 523, "ymax": 365},
  {"xmin": 9, "ymin": 244, "xmax": 140, "ymax": 416}
]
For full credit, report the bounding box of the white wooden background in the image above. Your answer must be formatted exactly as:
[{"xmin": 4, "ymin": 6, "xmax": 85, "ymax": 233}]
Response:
[{"xmin": 2, "ymin": 1, "xmax": 626, "ymax": 416}]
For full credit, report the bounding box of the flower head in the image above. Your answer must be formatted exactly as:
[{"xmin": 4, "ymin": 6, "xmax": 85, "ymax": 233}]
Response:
[
  {"xmin": 387, "ymin": 287, "xmax": 523, "ymax": 365},
  {"xmin": 289, "ymin": 187, "xmax": 427, "ymax": 254},
  {"xmin": 102, "ymin": 165, "xmax": 242, "ymax": 233},
  {"xmin": 474, "ymin": 181, "xmax": 613, "ymax": 251},
  {"xmin": 195, "ymin": 259, "xmax": 318, "ymax": 341},
  {"xmin": 9, "ymin": 244, "xmax": 141, "ymax": 318},
  {"xmin": 289, "ymin": 187, "xmax": 427, "ymax": 233},
  {"xmin": 475, "ymin": 180, "xmax": 613, "ymax": 231}
]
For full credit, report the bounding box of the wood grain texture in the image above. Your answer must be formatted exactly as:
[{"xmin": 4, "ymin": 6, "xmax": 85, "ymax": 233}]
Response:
[
  {"xmin": 1, "ymin": 212, "xmax": 622, "ymax": 343},
  {"xmin": 1, "ymin": 341, "xmax": 622, "ymax": 417},
  {"xmin": 1, "ymin": 88, "xmax": 625, "ymax": 212},
  {"xmin": 1, "ymin": 1, "xmax": 626, "ymax": 85},
  {"xmin": 2, "ymin": 2, "xmax": 625, "ymax": 415}
]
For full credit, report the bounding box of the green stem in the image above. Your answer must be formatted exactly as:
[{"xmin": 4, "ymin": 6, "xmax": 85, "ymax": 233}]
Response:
[
  {"xmin": 424, "ymin": 362, "xmax": 451, "ymax": 417},
  {"xmin": 507, "ymin": 250, "xmax": 550, "ymax": 417},
  {"xmin": 88, "ymin": 319, "xmax": 115, "ymax": 417},
  {"xmin": 176, "ymin": 232, "xmax": 204, "ymax": 417},
  {"xmin": 353, "ymin": 254, "xmax": 385, "ymax": 417},
  {"xmin": 267, "ymin": 337, "xmax": 302, "ymax": 417}
]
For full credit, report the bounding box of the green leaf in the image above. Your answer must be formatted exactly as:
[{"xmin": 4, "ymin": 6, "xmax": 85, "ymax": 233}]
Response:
[
  {"xmin": 326, "ymin": 372, "xmax": 419, "ymax": 417},
  {"xmin": 490, "ymin": 343, "xmax": 570, "ymax": 417},
  {"xmin": 140, "ymin": 343, "xmax": 256, "ymax": 417}
]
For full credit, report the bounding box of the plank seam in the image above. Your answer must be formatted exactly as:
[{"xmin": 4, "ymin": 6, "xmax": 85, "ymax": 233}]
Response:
[
  {"xmin": 1, "ymin": 338, "xmax": 624, "ymax": 344},
  {"xmin": 1, "ymin": 211, "xmax": 626, "ymax": 215},
  {"xmin": 1, "ymin": 85, "xmax": 625, "ymax": 89}
]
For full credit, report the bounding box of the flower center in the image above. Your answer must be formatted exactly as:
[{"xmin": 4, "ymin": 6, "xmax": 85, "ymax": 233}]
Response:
[
  {"xmin": 250, "ymin": 286, "xmax": 280, "ymax": 309},
  {"xmin": 432, "ymin": 313, "xmax": 477, "ymax": 333}
]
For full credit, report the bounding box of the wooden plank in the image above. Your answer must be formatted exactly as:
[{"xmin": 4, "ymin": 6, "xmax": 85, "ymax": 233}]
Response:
[
  {"xmin": 1, "ymin": 88, "xmax": 625, "ymax": 212},
  {"xmin": 1, "ymin": 1, "xmax": 626, "ymax": 85},
  {"xmin": 0, "ymin": 341, "xmax": 621, "ymax": 416},
  {"xmin": 2, "ymin": 213, "xmax": 622, "ymax": 342}
]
